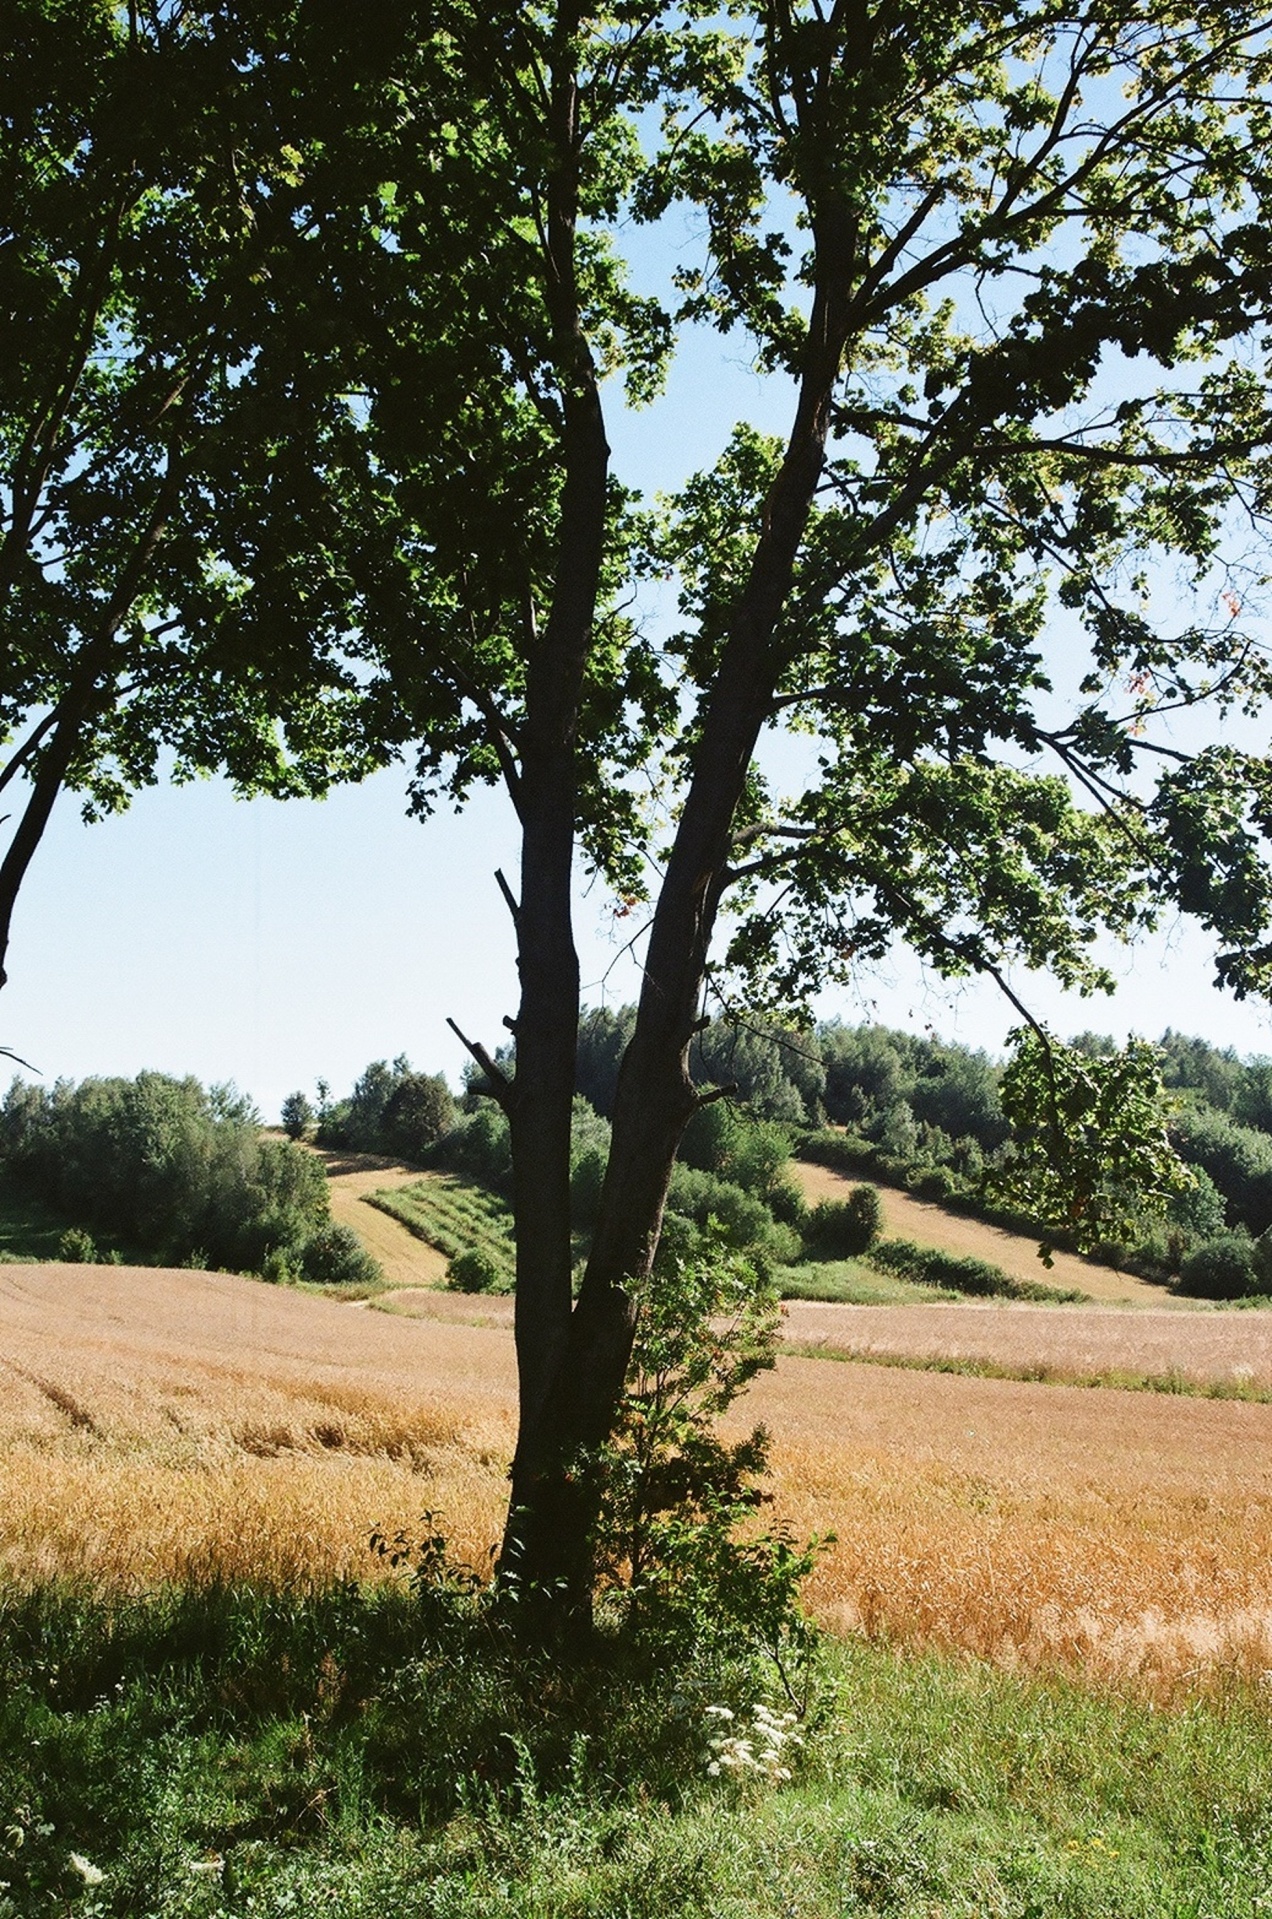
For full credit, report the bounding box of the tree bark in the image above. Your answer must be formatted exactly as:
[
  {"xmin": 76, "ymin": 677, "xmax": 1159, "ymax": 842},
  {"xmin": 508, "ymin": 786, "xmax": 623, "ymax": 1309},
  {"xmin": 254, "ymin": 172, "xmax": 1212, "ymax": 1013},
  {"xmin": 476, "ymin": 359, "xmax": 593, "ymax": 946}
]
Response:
[
  {"xmin": 496, "ymin": 5, "xmax": 612, "ymax": 1621},
  {"xmin": 506, "ymin": 206, "xmax": 862, "ymax": 1618}
]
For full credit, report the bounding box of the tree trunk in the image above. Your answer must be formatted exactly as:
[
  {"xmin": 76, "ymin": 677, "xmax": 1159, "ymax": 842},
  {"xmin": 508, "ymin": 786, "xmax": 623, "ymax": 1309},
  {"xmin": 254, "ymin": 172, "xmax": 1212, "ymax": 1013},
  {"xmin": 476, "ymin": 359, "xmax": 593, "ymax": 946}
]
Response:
[
  {"xmin": 496, "ymin": 4, "xmax": 611, "ymax": 1628},
  {"xmin": 504, "ymin": 221, "xmax": 860, "ymax": 1619}
]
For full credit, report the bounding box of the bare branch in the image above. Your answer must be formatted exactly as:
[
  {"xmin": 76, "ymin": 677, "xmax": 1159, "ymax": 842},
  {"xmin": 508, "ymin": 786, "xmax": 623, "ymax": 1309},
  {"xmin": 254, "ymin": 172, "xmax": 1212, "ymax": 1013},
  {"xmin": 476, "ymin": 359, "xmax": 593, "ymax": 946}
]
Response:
[{"xmin": 446, "ymin": 1015, "xmax": 517, "ymax": 1113}]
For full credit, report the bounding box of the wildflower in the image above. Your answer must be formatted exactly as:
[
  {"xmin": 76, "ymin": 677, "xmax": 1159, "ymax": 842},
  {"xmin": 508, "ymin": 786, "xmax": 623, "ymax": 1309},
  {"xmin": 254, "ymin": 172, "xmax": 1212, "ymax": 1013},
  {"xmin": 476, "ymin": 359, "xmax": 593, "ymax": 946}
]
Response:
[
  {"xmin": 69, "ymin": 1851, "xmax": 105, "ymax": 1886},
  {"xmin": 704, "ymin": 1702, "xmax": 803, "ymax": 1785}
]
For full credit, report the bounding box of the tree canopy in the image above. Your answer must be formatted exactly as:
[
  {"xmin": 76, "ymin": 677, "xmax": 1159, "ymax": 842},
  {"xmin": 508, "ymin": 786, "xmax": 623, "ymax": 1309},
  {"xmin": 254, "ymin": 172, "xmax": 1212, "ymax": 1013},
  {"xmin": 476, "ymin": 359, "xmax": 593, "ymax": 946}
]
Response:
[
  {"xmin": 8, "ymin": 0, "xmax": 1272, "ymax": 1626},
  {"xmin": 0, "ymin": 0, "xmax": 395, "ymax": 984}
]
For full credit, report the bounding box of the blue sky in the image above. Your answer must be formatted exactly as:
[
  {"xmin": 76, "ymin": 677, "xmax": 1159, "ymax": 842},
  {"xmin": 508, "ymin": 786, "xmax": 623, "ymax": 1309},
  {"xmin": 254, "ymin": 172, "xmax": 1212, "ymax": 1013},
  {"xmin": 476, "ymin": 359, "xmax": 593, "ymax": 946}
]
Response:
[{"xmin": 6, "ymin": 263, "xmax": 1272, "ymax": 1115}]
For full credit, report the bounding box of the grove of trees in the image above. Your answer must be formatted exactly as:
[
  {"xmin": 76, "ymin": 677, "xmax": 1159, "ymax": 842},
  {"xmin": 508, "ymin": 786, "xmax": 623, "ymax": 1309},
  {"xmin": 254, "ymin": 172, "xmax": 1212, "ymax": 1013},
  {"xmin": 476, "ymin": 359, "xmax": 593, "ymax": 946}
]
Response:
[
  {"xmin": 0, "ymin": 1071, "xmax": 374, "ymax": 1278},
  {"xmin": 8, "ymin": 0, "xmax": 1272, "ymax": 1629}
]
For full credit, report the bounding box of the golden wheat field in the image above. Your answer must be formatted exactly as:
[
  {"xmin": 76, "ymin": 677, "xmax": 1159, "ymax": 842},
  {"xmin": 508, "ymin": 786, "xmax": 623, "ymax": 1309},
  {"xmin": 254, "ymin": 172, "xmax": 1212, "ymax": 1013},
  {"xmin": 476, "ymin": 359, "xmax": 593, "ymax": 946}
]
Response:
[
  {"xmin": 4, "ymin": 1261, "xmax": 1272, "ymax": 1688},
  {"xmin": 779, "ymin": 1296, "xmax": 1272, "ymax": 1387}
]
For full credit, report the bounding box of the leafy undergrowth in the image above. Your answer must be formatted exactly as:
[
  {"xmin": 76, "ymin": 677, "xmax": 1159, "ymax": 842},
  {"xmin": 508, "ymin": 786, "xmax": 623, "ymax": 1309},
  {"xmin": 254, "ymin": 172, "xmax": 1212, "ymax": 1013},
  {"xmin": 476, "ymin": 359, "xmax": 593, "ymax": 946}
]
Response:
[
  {"xmin": 0, "ymin": 1173, "xmax": 125, "ymax": 1265},
  {"xmin": 368, "ymin": 1177, "xmax": 515, "ymax": 1288},
  {"xmin": 1, "ymin": 1581, "xmax": 1270, "ymax": 1917}
]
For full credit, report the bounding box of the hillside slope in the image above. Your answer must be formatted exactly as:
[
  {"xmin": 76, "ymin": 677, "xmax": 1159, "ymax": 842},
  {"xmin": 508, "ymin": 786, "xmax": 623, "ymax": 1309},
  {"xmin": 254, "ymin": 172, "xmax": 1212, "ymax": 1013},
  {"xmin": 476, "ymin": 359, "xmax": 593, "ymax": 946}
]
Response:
[{"xmin": 793, "ymin": 1159, "xmax": 1181, "ymax": 1306}]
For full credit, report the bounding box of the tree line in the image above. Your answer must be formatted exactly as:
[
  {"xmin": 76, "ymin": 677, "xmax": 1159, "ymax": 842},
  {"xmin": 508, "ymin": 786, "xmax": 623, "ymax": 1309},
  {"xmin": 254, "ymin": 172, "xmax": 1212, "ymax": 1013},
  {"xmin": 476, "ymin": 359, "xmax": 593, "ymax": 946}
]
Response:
[
  {"xmin": 0, "ymin": 1072, "xmax": 377, "ymax": 1284},
  {"xmin": 308, "ymin": 1016, "xmax": 1272, "ymax": 1297}
]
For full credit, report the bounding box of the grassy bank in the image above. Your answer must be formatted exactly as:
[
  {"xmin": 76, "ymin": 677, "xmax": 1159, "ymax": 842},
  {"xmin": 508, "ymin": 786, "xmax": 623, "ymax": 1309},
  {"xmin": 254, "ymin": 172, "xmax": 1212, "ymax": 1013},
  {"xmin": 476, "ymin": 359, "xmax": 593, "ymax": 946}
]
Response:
[{"xmin": 1, "ymin": 1580, "xmax": 1269, "ymax": 1916}]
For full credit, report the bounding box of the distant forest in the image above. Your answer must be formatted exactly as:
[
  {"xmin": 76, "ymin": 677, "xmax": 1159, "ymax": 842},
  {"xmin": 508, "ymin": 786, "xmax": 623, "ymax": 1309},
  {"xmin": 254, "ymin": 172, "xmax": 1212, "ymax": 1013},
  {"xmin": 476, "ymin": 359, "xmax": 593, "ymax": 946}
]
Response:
[{"xmin": 313, "ymin": 1015, "xmax": 1272, "ymax": 1296}]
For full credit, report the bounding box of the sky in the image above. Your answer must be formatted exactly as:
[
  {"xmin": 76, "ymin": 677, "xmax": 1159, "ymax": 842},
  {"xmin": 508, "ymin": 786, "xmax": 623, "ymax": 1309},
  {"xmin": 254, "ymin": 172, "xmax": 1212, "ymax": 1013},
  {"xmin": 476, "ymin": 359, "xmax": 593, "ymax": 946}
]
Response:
[{"xmin": 7, "ymin": 237, "xmax": 1272, "ymax": 1117}]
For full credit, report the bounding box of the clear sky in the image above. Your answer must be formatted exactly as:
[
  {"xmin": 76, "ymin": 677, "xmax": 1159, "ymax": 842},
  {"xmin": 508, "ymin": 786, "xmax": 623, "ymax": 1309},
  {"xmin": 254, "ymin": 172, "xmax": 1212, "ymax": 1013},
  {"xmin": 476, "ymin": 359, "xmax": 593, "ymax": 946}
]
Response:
[{"xmin": 6, "ymin": 301, "xmax": 1272, "ymax": 1117}]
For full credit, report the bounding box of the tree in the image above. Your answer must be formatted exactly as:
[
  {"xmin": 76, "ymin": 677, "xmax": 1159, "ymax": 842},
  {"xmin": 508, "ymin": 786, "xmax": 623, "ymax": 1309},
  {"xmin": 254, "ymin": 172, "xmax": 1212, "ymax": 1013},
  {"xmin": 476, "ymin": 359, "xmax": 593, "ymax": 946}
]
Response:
[
  {"xmin": 273, "ymin": 0, "xmax": 1272, "ymax": 1628},
  {"xmin": 280, "ymin": 1091, "xmax": 314, "ymax": 1141},
  {"xmin": 0, "ymin": 1, "xmax": 394, "ymax": 989},
  {"xmin": 12, "ymin": 1, "xmax": 1272, "ymax": 1634}
]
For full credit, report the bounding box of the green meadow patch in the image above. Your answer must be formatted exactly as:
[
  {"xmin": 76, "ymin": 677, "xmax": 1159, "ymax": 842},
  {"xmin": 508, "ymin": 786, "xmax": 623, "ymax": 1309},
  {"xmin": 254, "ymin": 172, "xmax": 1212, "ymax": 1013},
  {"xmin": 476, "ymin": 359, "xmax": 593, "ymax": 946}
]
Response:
[
  {"xmin": 368, "ymin": 1175, "xmax": 516, "ymax": 1289},
  {"xmin": 1, "ymin": 1581, "xmax": 1270, "ymax": 1917}
]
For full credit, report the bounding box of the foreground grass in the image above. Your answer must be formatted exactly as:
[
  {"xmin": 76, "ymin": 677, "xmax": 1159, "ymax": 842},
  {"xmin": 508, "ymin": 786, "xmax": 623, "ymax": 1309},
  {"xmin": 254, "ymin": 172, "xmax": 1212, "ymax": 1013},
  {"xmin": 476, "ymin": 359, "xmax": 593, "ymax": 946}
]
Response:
[{"xmin": 2, "ymin": 1582, "xmax": 1270, "ymax": 1917}]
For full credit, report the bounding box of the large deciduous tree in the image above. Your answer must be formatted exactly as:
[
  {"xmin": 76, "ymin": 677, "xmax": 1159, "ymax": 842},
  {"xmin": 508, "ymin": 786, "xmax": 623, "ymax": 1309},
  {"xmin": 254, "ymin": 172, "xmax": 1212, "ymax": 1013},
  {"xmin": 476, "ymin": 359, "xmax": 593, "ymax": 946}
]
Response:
[
  {"xmin": 305, "ymin": 0, "xmax": 1272, "ymax": 1621},
  {"xmin": 10, "ymin": 1, "xmax": 1272, "ymax": 1630}
]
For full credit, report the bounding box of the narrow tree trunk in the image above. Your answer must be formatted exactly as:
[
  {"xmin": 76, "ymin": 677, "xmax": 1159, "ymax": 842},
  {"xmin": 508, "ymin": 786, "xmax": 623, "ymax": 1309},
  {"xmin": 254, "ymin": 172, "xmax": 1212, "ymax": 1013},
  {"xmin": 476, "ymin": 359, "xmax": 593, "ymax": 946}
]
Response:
[
  {"xmin": 496, "ymin": 4, "xmax": 612, "ymax": 1627},
  {"xmin": 508, "ymin": 222, "xmax": 861, "ymax": 1614}
]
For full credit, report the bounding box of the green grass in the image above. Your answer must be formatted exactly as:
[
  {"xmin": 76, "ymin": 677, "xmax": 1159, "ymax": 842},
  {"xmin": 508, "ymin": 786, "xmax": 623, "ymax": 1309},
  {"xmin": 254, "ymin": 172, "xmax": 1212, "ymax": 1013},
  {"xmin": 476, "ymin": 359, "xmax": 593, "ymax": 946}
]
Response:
[
  {"xmin": 777, "ymin": 1258, "xmax": 960, "ymax": 1305},
  {"xmin": 1, "ymin": 1581, "xmax": 1269, "ymax": 1916},
  {"xmin": 368, "ymin": 1175, "xmax": 516, "ymax": 1286},
  {"xmin": 783, "ymin": 1339, "xmax": 1272, "ymax": 1402}
]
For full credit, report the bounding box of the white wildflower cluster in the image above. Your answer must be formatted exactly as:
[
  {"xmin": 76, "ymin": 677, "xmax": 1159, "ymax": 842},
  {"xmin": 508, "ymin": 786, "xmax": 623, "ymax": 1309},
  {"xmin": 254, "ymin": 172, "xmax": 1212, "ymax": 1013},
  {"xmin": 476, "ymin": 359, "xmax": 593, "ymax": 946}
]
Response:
[{"xmin": 704, "ymin": 1703, "xmax": 801, "ymax": 1784}]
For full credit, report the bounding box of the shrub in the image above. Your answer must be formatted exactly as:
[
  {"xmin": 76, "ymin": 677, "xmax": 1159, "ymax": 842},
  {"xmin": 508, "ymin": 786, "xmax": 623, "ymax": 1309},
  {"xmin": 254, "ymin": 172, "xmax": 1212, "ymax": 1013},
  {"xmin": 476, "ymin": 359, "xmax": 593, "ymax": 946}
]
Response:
[
  {"xmin": 679, "ymin": 1100, "xmax": 793, "ymax": 1195},
  {"xmin": 447, "ymin": 1246, "xmax": 505, "ymax": 1293},
  {"xmin": 1171, "ymin": 1106, "xmax": 1272, "ymax": 1235},
  {"xmin": 571, "ymin": 1146, "xmax": 608, "ymax": 1232},
  {"xmin": 593, "ymin": 1238, "xmax": 823, "ymax": 1673},
  {"xmin": 1177, "ymin": 1232, "xmax": 1260, "ymax": 1300},
  {"xmin": 58, "ymin": 1227, "xmax": 97, "ymax": 1263},
  {"xmin": 666, "ymin": 1164, "xmax": 798, "ymax": 1263},
  {"xmin": 280, "ymin": 1091, "xmax": 313, "ymax": 1141},
  {"xmin": 802, "ymin": 1185, "xmax": 881, "ymax": 1259},
  {"xmin": 869, "ymin": 1236, "xmax": 1083, "ymax": 1303},
  {"xmin": 297, "ymin": 1223, "xmax": 382, "ymax": 1287},
  {"xmin": 432, "ymin": 1105, "xmax": 514, "ymax": 1194}
]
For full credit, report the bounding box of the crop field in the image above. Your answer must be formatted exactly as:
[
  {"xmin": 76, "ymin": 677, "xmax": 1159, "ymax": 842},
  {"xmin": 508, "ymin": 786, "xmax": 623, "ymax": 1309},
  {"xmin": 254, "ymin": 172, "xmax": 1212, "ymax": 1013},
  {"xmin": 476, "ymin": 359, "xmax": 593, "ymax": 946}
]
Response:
[
  {"xmin": 792, "ymin": 1161, "xmax": 1179, "ymax": 1306},
  {"xmin": 779, "ymin": 1297, "xmax": 1272, "ymax": 1391},
  {"xmin": 3, "ymin": 1261, "xmax": 1271, "ymax": 1692},
  {"xmin": 367, "ymin": 1176, "xmax": 516, "ymax": 1284},
  {"xmin": 315, "ymin": 1149, "xmax": 450, "ymax": 1287}
]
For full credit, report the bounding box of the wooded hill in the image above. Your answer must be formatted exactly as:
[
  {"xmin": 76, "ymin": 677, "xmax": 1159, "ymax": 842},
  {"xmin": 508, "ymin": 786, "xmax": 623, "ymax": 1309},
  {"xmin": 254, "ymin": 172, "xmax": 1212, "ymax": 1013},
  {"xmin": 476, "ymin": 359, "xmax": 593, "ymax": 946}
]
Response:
[{"xmin": 315, "ymin": 1018, "xmax": 1272, "ymax": 1299}]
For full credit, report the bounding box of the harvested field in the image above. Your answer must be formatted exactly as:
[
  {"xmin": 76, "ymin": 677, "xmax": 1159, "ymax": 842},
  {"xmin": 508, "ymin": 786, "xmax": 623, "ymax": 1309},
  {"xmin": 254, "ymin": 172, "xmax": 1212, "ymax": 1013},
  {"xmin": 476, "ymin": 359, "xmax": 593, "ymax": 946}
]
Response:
[
  {"xmin": 780, "ymin": 1298, "xmax": 1272, "ymax": 1391},
  {"xmin": 793, "ymin": 1159, "xmax": 1183, "ymax": 1307},
  {"xmin": 316, "ymin": 1148, "xmax": 449, "ymax": 1288},
  {"xmin": 4, "ymin": 1261, "xmax": 1271, "ymax": 1687}
]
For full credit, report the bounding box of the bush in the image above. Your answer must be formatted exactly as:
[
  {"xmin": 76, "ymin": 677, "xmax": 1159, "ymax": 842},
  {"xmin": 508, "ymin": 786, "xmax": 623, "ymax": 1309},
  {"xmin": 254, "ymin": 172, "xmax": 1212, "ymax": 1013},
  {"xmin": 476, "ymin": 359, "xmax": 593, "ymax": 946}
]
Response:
[
  {"xmin": 802, "ymin": 1185, "xmax": 881, "ymax": 1259},
  {"xmin": 665, "ymin": 1164, "xmax": 799, "ymax": 1264},
  {"xmin": 432, "ymin": 1105, "xmax": 514, "ymax": 1194},
  {"xmin": 58, "ymin": 1227, "xmax": 97, "ymax": 1263},
  {"xmin": 298, "ymin": 1223, "xmax": 382, "ymax": 1287},
  {"xmin": 1177, "ymin": 1232, "xmax": 1261, "ymax": 1300},
  {"xmin": 1171, "ymin": 1106, "xmax": 1272, "ymax": 1235},
  {"xmin": 592, "ymin": 1238, "xmax": 823, "ymax": 1671},
  {"xmin": 447, "ymin": 1246, "xmax": 506, "ymax": 1293},
  {"xmin": 570, "ymin": 1146, "xmax": 608, "ymax": 1232},
  {"xmin": 869, "ymin": 1236, "xmax": 1083, "ymax": 1303},
  {"xmin": 679, "ymin": 1100, "xmax": 793, "ymax": 1195}
]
